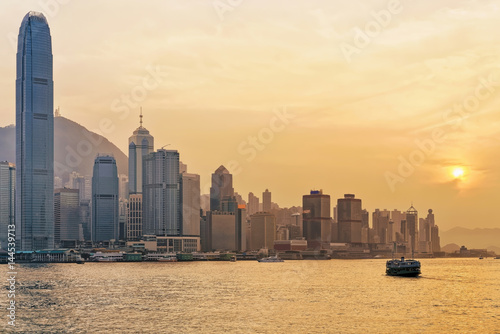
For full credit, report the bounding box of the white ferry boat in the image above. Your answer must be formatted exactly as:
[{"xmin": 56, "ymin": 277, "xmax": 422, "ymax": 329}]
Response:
[
  {"xmin": 258, "ymin": 255, "xmax": 284, "ymax": 263},
  {"xmin": 386, "ymin": 257, "xmax": 421, "ymax": 277}
]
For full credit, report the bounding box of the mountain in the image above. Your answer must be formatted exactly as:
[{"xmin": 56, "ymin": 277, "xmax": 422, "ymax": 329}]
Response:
[
  {"xmin": 440, "ymin": 227, "xmax": 500, "ymax": 249},
  {"xmin": 486, "ymin": 245, "xmax": 500, "ymax": 255},
  {"xmin": 441, "ymin": 243, "xmax": 460, "ymax": 253},
  {"xmin": 0, "ymin": 116, "xmax": 127, "ymax": 182}
]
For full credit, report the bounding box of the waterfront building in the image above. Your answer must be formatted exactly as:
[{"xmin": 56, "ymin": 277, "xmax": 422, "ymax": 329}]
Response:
[
  {"xmin": 92, "ymin": 155, "xmax": 119, "ymax": 242},
  {"xmin": 209, "ymin": 211, "xmax": 237, "ymax": 251},
  {"xmin": 181, "ymin": 172, "xmax": 201, "ymax": 237},
  {"xmin": 142, "ymin": 149, "xmax": 180, "ymax": 236},
  {"xmin": 54, "ymin": 188, "xmax": 80, "ymax": 246},
  {"xmin": 250, "ymin": 212, "xmax": 276, "ymax": 250},
  {"xmin": 127, "ymin": 235, "xmax": 200, "ymax": 253},
  {"xmin": 0, "ymin": 162, "xmax": 15, "ymax": 249},
  {"xmin": 236, "ymin": 205, "xmax": 247, "ymax": 251},
  {"xmin": 303, "ymin": 190, "xmax": 332, "ymax": 248},
  {"xmin": 16, "ymin": 12, "xmax": 54, "ymax": 250},
  {"xmin": 337, "ymin": 194, "xmax": 363, "ymax": 243}
]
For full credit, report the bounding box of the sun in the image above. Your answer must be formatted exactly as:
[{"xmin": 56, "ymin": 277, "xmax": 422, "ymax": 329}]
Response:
[{"xmin": 452, "ymin": 167, "xmax": 465, "ymax": 179}]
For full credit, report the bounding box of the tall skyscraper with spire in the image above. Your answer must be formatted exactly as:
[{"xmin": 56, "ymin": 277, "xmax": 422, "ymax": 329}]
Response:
[
  {"xmin": 128, "ymin": 109, "xmax": 154, "ymax": 194},
  {"xmin": 127, "ymin": 109, "xmax": 154, "ymax": 240},
  {"xmin": 16, "ymin": 12, "xmax": 54, "ymax": 250}
]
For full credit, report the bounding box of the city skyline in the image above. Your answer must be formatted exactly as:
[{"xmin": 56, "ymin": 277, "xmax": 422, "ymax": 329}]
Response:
[{"xmin": 1, "ymin": 2, "xmax": 500, "ymax": 231}]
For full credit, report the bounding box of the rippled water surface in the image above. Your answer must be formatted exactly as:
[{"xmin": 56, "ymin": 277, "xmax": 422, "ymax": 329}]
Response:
[{"xmin": 2, "ymin": 258, "xmax": 499, "ymax": 333}]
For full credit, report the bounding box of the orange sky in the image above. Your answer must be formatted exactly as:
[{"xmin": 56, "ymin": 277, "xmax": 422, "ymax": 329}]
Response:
[{"xmin": 1, "ymin": 0, "xmax": 500, "ymax": 230}]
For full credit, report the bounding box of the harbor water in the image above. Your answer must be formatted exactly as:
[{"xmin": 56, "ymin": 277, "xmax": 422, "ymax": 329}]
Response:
[{"xmin": 3, "ymin": 258, "xmax": 499, "ymax": 333}]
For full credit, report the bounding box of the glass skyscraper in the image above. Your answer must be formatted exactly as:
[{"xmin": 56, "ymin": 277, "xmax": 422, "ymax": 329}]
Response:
[
  {"xmin": 0, "ymin": 162, "xmax": 16, "ymax": 250},
  {"xmin": 16, "ymin": 12, "xmax": 54, "ymax": 250},
  {"xmin": 143, "ymin": 149, "xmax": 180, "ymax": 236},
  {"xmin": 92, "ymin": 156, "xmax": 119, "ymax": 242}
]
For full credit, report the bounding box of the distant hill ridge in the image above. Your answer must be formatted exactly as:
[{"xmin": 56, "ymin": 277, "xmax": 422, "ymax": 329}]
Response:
[
  {"xmin": 0, "ymin": 116, "xmax": 127, "ymax": 182},
  {"xmin": 441, "ymin": 227, "xmax": 500, "ymax": 249}
]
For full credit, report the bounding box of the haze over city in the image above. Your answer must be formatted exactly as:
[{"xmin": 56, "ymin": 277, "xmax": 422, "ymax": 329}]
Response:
[{"xmin": 2, "ymin": 0, "xmax": 500, "ymax": 230}]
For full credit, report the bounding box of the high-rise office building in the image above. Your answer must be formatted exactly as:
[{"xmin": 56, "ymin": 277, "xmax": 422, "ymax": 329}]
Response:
[
  {"xmin": 431, "ymin": 224, "xmax": 441, "ymax": 253},
  {"xmin": 250, "ymin": 212, "xmax": 276, "ymax": 250},
  {"xmin": 337, "ymin": 194, "xmax": 363, "ymax": 243},
  {"xmin": 126, "ymin": 194, "xmax": 142, "ymax": 241},
  {"xmin": 236, "ymin": 205, "xmax": 247, "ymax": 251},
  {"xmin": 181, "ymin": 172, "xmax": 200, "ymax": 237},
  {"xmin": 372, "ymin": 208, "xmax": 390, "ymax": 244},
  {"xmin": 0, "ymin": 162, "xmax": 16, "ymax": 249},
  {"xmin": 390, "ymin": 209, "xmax": 405, "ymax": 242},
  {"xmin": 128, "ymin": 111, "xmax": 154, "ymax": 194},
  {"xmin": 302, "ymin": 190, "xmax": 331, "ymax": 249},
  {"xmin": 209, "ymin": 211, "xmax": 237, "ymax": 251},
  {"xmin": 247, "ymin": 192, "xmax": 259, "ymax": 217},
  {"xmin": 92, "ymin": 155, "xmax": 119, "ymax": 242},
  {"xmin": 16, "ymin": 12, "xmax": 54, "ymax": 250},
  {"xmin": 143, "ymin": 149, "xmax": 180, "ymax": 236},
  {"xmin": 209, "ymin": 165, "xmax": 234, "ymax": 211},
  {"xmin": 79, "ymin": 199, "xmax": 91, "ymax": 241},
  {"xmin": 406, "ymin": 205, "xmax": 418, "ymax": 252},
  {"xmin": 221, "ymin": 195, "xmax": 238, "ymax": 213},
  {"xmin": 54, "ymin": 188, "xmax": 80, "ymax": 245},
  {"xmin": 119, "ymin": 174, "xmax": 129, "ymax": 200},
  {"xmin": 262, "ymin": 189, "xmax": 271, "ymax": 212}
]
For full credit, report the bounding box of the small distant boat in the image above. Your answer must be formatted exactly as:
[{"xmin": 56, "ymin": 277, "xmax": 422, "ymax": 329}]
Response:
[
  {"xmin": 386, "ymin": 257, "xmax": 421, "ymax": 277},
  {"xmin": 158, "ymin": 256, "xmax": 177, "ymax": 262},
  {"xmin": 95, "ymin": 257, "xmax": 116, "ymax": 262},
  {"xmin": 258, "ymin": 255, "xmax": 284, "ymax": 263}
]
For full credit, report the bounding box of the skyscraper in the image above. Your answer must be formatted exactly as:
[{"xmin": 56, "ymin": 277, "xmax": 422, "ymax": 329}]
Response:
[
  {"xmin": 209, "ymin": 165, "xmax": 234, "ymax": 211},
  {"xmin": 128, "ymin": 110, "xmax": 154, "ymax": 194},
  {"xmin": 126, "ymin": 194, "xmax": 142, "ymax": 241},
  {"xmin": 247, "ymin": 192, "xmax": 259, "ymax": 217},
  {"xmin": 302, "ymin": 190, "xmax": 332, "ymax": 249},
  {"xmin": 180, "ymin": 172, "xmax": 201, "ymax": 237},
  {"xmin": 0, "ymin": 162, "xmax": 16, "ymax": 249},
  {"xmin": 406, "ymin": 205, "xmax": 418, "ymax": 252},
  {"xmin": 250, "ymin": 212, "xmax": 276, "ymax": 250},
  {"xmin": 337, "ymin": 194, "xmax": 363, "ymax": 243},
  {"xmin": 262, "ymin": 189, "xmax": 271, "ymax": 212},
  {"xmin": 127, "ymin": 112, "xmax": 153, "ymax": 241},
  {"xmin": 372, "ymin": 208, "xmax": 390, "ymax": 244},
  {"xmin": 16, "ymin": 12, "xmax": 54, "ymax": 250},
  {"xmin": 54, "ymin": 188, "xmax": 80, "ymax": 246},
  {"xmin": 143, "ymin": 149, "xmax": 180, "ymax": 236},
  {"xmin": 92, "ymin": 155, "xmax": 119, "ymax": 242}
]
